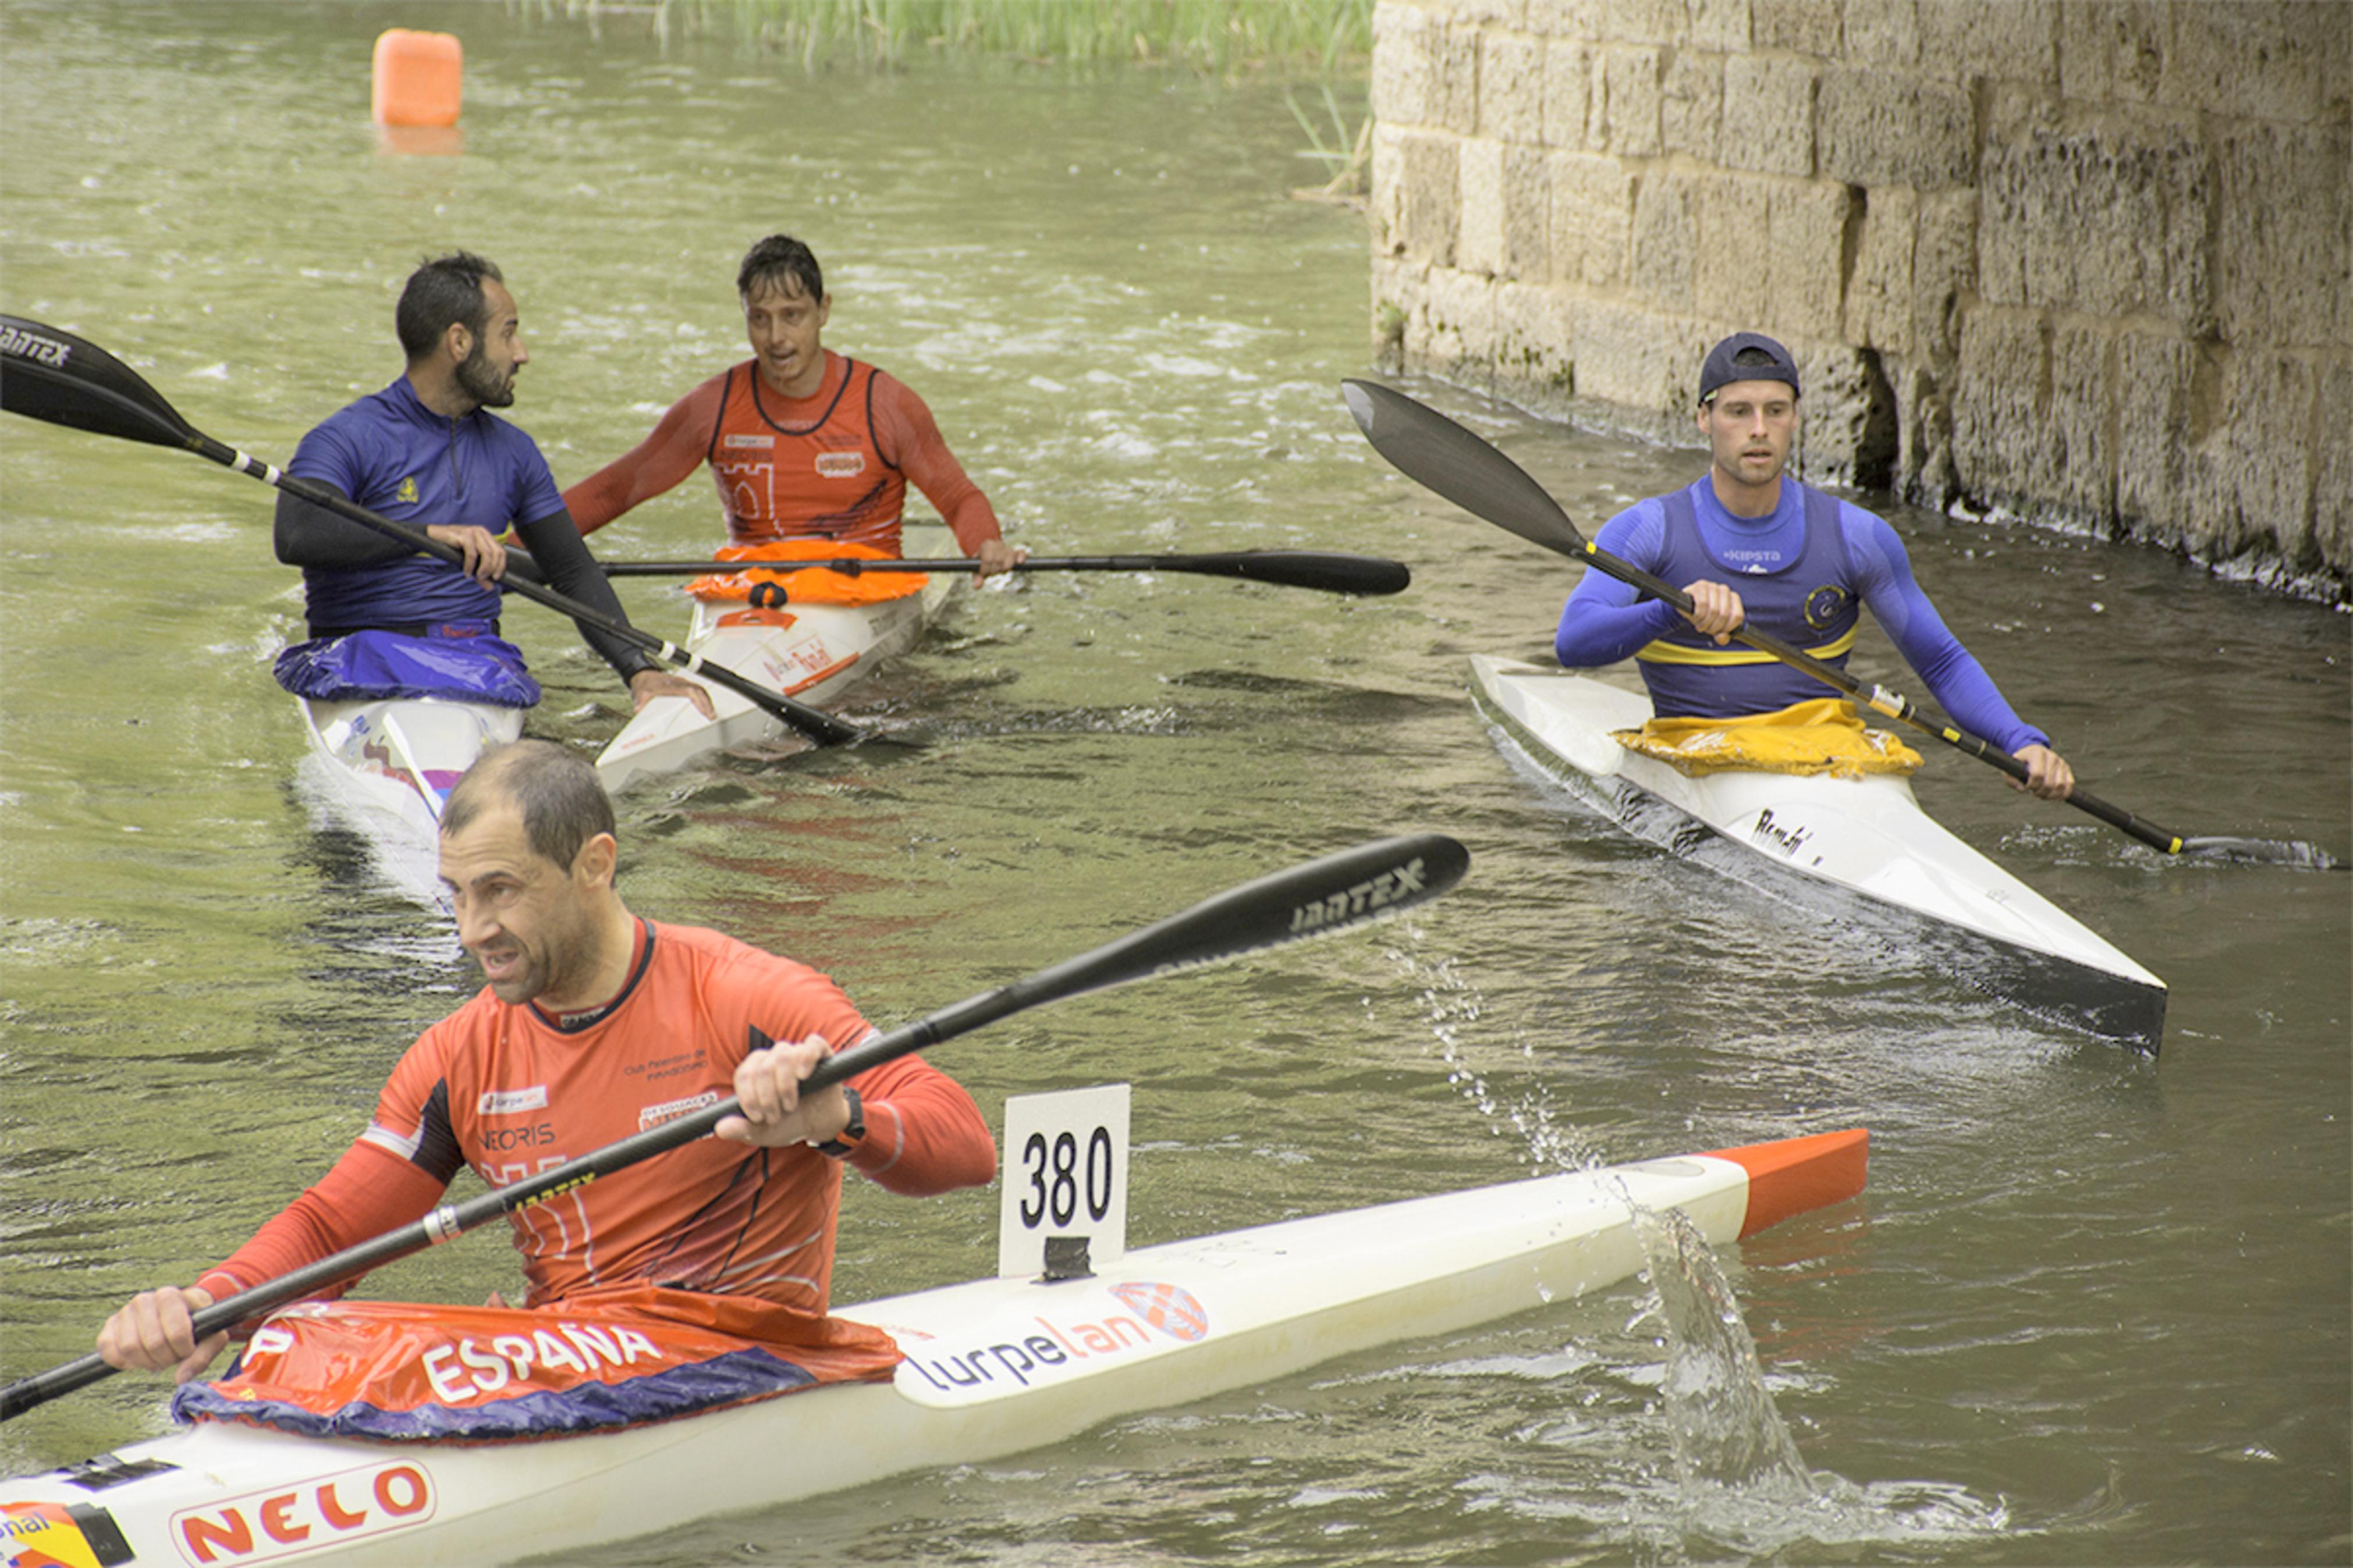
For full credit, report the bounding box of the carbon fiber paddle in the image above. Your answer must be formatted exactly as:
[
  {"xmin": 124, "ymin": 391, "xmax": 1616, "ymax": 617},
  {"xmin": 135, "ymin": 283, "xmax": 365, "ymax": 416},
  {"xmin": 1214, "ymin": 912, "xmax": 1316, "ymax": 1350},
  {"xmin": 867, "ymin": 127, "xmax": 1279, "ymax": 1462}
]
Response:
[{"xmin": 0, "ymin": 831, "xmax": 1469, "ymax": 1420}]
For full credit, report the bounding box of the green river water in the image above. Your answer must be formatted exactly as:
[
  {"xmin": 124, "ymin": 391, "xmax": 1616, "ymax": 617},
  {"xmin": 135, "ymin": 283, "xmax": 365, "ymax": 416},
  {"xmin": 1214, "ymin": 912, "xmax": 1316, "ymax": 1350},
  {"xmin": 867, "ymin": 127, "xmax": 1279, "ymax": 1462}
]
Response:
[{"xmin": 2, "ymin": 4, "xmax": 2348, "ymax": 1565}]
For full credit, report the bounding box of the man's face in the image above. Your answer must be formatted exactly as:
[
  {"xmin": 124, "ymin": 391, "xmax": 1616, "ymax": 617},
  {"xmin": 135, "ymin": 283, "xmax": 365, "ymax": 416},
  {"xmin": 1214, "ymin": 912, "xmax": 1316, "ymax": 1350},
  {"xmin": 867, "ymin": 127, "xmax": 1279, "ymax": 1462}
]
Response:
[
  {"xmin": 438, "ymin": 802, "xmax": 605, "ymax": 1007},
  {"xmin": 454, "ymin": 277, "xmax": 528, "ymax": 410},
  {"xmin": 743, "ymin": 278, "xmax": 830, "ymax": 396},
  {"xmin": 1699, "ymin": 378, "xmax": 1798, "ymax": 495}
]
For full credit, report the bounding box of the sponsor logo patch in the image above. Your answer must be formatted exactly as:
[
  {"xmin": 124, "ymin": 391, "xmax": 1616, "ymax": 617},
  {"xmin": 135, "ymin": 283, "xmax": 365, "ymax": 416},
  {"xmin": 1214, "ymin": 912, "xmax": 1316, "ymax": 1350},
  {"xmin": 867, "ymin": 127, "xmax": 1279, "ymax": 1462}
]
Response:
[
  {"xmin": 814, "ymin": 451, "xmax": 866, "ymax": 479},
  {"xmin": 478, "ymin": 1086, "xmax": 549, "ymax": 1115},
  {"xmin": 395, "ymin": 477, "xmax": 420, "ymax": 505},
  {"xmin": 722, "ymin": 433, "xmax": 773, "ymax": 449},
  {"xmin": 168, "ymin": 1462, "xmax": 434, "ymax": 1565},
  {"xmin": 638, "ymin": 1091, "xmax": 721, "ymax": 1132}
]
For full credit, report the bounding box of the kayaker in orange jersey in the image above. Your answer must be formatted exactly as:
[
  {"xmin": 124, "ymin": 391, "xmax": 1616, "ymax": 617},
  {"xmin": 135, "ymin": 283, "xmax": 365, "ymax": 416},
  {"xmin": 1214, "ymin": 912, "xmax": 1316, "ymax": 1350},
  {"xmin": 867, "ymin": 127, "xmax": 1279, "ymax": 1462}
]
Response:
[
  {"xmin": 94, "ymin": 740, "xmax": 996, "ymax": 1385},
  {"xmin": 270, "ymin": 250, "xmax": 712, "ymax": 720},
  {"xmin": 562, "ymin": 233, "xmax": 1024, "ymax": 584},
  {"xmin": 1553, "ymin": 330, "xmax": 2075, "ymax": 800}
]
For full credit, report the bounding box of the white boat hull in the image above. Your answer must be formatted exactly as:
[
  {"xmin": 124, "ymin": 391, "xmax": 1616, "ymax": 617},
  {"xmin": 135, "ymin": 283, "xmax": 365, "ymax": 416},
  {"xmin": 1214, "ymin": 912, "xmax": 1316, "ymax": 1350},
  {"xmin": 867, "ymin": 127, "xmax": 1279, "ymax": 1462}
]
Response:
[
  {"xmin": 294, "ymin": 695, "xmax": 526, "ymax": 902},
  {"xmin": 594, "ymin": 523, "xmax": 959, "ymax": 793},
  {"xmin": 1471, "ymin": 655, "xmax": 2166, "ymax": 1048},
  {"xmin": 0, "ymin": 1129, "xmax": 1864, "ymax": 1566}
]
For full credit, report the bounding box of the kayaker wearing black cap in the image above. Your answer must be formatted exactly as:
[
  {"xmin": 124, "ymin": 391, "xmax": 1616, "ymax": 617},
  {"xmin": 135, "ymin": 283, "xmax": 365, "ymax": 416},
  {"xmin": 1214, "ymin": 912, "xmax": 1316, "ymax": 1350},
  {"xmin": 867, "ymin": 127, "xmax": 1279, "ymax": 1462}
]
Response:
[{"xmin": 1553, "ymin": 330, "xmax": 2075, "ymax": 799}]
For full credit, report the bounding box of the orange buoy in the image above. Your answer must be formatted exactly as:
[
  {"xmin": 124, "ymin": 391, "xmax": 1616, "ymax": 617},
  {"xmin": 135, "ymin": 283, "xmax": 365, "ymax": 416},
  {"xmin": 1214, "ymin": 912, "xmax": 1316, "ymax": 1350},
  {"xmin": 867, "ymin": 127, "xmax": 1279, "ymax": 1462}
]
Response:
[{"xmin": 371, "ymin": 30, "xmax": 462, "ymax": 129}]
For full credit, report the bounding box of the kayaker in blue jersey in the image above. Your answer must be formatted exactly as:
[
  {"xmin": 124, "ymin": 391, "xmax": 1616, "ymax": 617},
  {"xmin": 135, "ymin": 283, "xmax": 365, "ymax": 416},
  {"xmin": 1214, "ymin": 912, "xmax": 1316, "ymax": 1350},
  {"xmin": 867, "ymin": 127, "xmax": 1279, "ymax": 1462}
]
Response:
[
  {"xmin": 1553, "ymin": 330, "xmax": 2074, "ymax": 799},
  {"xmin": 272, "ymin": 251, "xmax": 711, "ymax": 717}
]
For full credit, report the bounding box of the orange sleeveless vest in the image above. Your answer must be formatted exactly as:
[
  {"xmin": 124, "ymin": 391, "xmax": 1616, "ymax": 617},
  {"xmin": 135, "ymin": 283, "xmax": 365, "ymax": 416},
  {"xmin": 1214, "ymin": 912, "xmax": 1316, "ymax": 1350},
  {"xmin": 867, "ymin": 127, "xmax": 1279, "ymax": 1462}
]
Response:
[{"xmin": 704, "ymin": 354, "xmax": 908, "ymax": 553}]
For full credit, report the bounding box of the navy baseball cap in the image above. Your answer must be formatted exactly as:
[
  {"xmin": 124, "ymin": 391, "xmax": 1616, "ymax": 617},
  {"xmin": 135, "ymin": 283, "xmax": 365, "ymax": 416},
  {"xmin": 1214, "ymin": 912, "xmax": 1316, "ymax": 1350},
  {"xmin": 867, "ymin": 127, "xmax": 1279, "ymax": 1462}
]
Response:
[{"xmin": 1699, "ymin": 332, "xmax": 1800, "ymax": 401}]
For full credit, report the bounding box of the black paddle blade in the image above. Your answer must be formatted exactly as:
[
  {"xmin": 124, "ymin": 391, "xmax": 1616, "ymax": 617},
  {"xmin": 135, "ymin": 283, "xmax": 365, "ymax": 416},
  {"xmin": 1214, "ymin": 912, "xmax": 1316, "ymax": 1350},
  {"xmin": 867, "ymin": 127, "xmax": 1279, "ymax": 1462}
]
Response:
[
  {"xmin": 1, "ymin": 315, "xmax": 199, "ymax": 450},
  {"xmin": 1341, "ymin": 379, "xmax": 1586, "ymax": 558},
  {"xmin": 2178, "ymin": 835, "xmax": 2345, "ymax": 870}
]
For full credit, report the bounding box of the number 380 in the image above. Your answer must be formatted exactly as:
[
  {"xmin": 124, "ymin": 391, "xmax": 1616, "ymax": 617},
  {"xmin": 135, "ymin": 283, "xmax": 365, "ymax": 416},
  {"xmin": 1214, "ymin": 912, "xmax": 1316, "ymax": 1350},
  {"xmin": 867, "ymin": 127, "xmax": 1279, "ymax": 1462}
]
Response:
[{"xmin": 1018, "ymin": 1126, "xmax": 1114, "ymax": 1228}]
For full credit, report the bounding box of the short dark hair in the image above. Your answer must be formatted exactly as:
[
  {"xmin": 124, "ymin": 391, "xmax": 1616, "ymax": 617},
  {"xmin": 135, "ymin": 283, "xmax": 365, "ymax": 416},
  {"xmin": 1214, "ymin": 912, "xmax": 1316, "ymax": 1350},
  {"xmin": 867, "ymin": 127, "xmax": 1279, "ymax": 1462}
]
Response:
[
  {"xmin": 441, "ymin": 739, "xmax": 615, "ymax": 872},
  {"xmin": 737, "ymin": 235, "xmax": 824, "ymax": 303},
  {"xmin": 396, "ymin": 251, "xmax": 504, "ymax": 362}
]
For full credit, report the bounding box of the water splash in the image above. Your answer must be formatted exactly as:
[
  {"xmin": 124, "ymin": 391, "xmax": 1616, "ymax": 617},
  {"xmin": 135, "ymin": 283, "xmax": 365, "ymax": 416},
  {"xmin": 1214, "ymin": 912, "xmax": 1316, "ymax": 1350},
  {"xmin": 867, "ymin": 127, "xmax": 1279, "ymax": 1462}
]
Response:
[{"xmin": 1382, "ymin": 946, "xmax": 2029, "ymax": 1558}]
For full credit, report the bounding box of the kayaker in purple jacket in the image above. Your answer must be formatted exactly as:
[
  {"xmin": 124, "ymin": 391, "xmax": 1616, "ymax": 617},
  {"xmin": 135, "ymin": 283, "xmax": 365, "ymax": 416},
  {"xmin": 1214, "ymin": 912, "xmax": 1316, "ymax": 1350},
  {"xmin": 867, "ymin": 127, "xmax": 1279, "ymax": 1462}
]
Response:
[
  {"xmin": 271, "ymin": 251, "xmax": 709, "ymax": 717},
  {"xmin": 1553, "ymin": 330, "xmax": 2074, "ymax": 800}
]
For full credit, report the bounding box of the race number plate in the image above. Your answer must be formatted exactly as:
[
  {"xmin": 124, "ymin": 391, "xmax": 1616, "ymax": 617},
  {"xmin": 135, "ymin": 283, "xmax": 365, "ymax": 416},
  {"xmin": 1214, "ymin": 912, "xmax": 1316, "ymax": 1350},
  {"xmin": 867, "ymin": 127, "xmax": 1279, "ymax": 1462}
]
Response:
[{"xmin": 996, "ymin": 1085, "xmax": 1130, "ymax": 1279}]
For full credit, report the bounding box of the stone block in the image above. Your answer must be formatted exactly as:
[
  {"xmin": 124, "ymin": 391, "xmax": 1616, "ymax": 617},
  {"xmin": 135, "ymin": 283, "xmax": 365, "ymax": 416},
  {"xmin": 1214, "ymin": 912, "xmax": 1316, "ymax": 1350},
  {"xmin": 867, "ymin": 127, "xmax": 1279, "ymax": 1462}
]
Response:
[
  {"xmin": 1433, "ymin": 22, "xmax": 1485, "ymax": 135},
  {"xmin": 1549, "ymin": 151, "xmax": 1637, "ymax": 286},
  {"xmin": 1524, "ymin": 0, "xmax": 1605, "ymax": 37},
  {"xmin": 1458, "ymin": 139, "xmax": 1508, "ymax": 276},
  {"xmin": 1720, "ymin": 54, "xmax": 1816, "ymax": 176},
  {"xmin": 1368, "ymin": 253, "xmax": 1429, "ymax": 368},
  {"xmin": 1503, "ymin": 147, "xmax": 1555, "ymax": 280},
  {"xmin": 1912, "ymin": 189, "xmax": 1978, "ymax": 363},
  {"xmin": 1949, "ymin": 305, "xmax": 2049, "ymax": 511},
  {"xmin": 1693, "ymin": 175, "xmax": 1772, "ymax": 321},
  {"xmin": 1688, "ymin": 0, "xmax": 1751, "ymax": 52},
  {"xmin": 1573, "ymin": 297, "xmax": 1689, "ymax": 409},
  {"xmin": 1629, "ymin": 168, "xmax": 1699, "ymax": 307},
  {"xmin": 1844, "ymin": 184, "xmax": 1918, "ymax": 355},
  {"xmin": 1754, "ymin": 0, "xmax": 1841, "ymax": 55},
  {"xmin": 2160, "ymin": 1, "xmax": 2338, "ymax": 123},
  {"xmin": 1915, "ymin": 0, "xmax": 2056, "ymax": 90},
  {"xmin": 1542, "ymin": 38, "xmax": 1596, "ymax": 149},
  {"xmin": 2214, "ymin": 120, "xmax": 2350, "ymax": 351},
  {"xmin": 1661, "ymin": 50, "xmax": 1723, "ymax": 161},
  {"xmin": 1595, "ymin": 0, "xmax": 1687, "ymax": 44},
  {"xmin": 1369, "ymin": 123, "xmax": 1409, "ymax": 254},
  {"xmin": 2056, "ymin": 1, "xmax": 2167, "ymax": 105},
  {"xmin": 1478, "ymin": 30, "xmax": 1548, "ymax": 144},
  {"xmin": 1599, "ymin": 45, "xmax": 1665, "ymax": 157},
  {"xmin": 1397, "ymin": 131, "xmax": 1463, "ymax": 266},
  {"xmin": 1976, "ymin": 119, "xmax": 2211, "ymax": 326},
  {"xmin": 1843, "ymin": 0, "xmax": 1920, "ymax": 70},
  {"xmin": 1371, "ymin": 3, "xmax": 1435, "ymax": 127},
  {"xmin": 1816, "ymin": 66, "xmax": 1976, "ymax": 189},
  {"xmin": 1768, "ymin": 179, "xmax": 1854, "ymax": 337},
  {"xmin": 2047, "ymin": 322, "xmax": 2116, "ymax": 521},
  {"xmin": 1423, "ymin": 265, "xmax": 1503, "ymax": 369},
  {"xmin": 2111, "ymin": 329, "xmax": 2206, "ymax": 550},
  {"xmin": 2207, "ymin": 351, "xmax": 2320, "ymax": 565},
  {"xmin": 1494, "ymin": 279, "xmax": 1580, "ymax": 394},
  {"xmin": 2315, "ymin": 360, "xmax": 2352, "ymax": 578}
]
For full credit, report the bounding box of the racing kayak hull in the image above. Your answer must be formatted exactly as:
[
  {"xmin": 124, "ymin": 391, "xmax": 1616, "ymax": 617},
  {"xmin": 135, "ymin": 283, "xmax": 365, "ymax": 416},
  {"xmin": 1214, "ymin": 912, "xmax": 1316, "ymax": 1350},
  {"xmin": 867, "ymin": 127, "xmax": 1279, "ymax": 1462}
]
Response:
[
  {"xmin": 0, "ymin": 1128, "xmax": 1865, "ymax": 1567},
  {"xmin": 1471, "ymin": 655, "xmax": 2166, "ymax": 1050}
]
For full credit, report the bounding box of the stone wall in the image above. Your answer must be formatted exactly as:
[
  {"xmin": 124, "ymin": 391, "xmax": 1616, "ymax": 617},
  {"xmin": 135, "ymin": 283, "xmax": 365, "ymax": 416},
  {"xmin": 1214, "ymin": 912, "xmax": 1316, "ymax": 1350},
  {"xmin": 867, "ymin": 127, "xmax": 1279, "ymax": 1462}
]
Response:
[{"xmin": 1367, "ymin": 0, "xmax": 2351, "ymax": 599}]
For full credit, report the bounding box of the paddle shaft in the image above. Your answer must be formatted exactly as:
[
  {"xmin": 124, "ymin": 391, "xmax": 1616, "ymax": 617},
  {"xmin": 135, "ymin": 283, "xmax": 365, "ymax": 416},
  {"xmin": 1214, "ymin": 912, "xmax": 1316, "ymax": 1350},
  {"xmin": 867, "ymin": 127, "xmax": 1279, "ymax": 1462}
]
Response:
[
  {"xmin": 585, "ymin": 550, "xmax": 1412, "ymax": 597},
  {"xmin": 0, "ymin": 831, "xmax": 1468, "ymax": 1421}
]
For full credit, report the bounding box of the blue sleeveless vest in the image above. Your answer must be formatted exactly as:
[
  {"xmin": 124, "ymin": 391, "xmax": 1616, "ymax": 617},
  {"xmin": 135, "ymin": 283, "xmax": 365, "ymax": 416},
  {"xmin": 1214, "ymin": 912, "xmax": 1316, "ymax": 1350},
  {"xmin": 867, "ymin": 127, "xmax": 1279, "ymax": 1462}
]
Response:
[{"xmin": 1634, "ymin": 482, "xmax": 1861, "ymax": 719}]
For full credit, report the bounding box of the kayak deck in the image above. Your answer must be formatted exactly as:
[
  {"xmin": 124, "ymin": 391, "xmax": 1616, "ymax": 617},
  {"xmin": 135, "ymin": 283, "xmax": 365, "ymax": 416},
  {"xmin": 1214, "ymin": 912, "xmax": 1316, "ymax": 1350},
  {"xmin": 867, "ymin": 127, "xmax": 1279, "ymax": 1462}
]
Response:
[
  {"xmin": 594, "ymin": 522, "xmax": 960, "ymax": 793},
  {"xmin": 1471, "ymin": 655, "xmax": 2166, "ymax": 1050},
  {"xmin": 0, "ymin": 1129, "xmax": 1864, "ymax": 1566}
]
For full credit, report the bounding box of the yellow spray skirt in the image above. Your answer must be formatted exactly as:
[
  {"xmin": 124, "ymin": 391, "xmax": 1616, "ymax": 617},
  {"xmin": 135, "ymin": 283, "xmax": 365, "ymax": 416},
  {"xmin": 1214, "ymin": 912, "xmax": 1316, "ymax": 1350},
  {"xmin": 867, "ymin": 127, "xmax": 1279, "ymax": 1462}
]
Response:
[{"xmin": 1612, "ymin": 698, "xmax": 1923, "ymax": 780}]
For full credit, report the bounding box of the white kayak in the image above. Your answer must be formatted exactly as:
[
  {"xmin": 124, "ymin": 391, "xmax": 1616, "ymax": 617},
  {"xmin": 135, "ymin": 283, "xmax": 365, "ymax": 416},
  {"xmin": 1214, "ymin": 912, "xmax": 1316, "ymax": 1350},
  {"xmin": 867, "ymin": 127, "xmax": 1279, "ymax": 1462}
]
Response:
[
  {"xmin": 593, "ymin": 522, "xmax": 960, "ymax": 794},
  {"xmin": 0, "ymin": 1127, "xmax": 1864, "ymax": 1567},
  {"xmin": 293, "ymin": 695, "xmax": 526, "ymax": 904},
  {"xmin": 1471, "ymin": 655, "xmax": 2167, "ymax": 1050}
]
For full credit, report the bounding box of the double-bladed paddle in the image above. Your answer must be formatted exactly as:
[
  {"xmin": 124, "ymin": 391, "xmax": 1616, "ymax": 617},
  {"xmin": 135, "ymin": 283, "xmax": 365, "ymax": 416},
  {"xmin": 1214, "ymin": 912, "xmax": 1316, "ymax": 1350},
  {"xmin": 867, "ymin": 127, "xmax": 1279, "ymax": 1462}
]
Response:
[
  {"xmin": 0, "ymin": 315, "xmax": 863, "ymax": 746},
  {"xmin": 581, "ymin": 550, "xmax": 1411, "ymax": 597},
  {"xmin": 1341, "ymin": 377, "xmax": 2341, "ymax": 870},
  {"xmin": 0, "ymin": 831, "xmax": 1468, "ymax": 1421}
]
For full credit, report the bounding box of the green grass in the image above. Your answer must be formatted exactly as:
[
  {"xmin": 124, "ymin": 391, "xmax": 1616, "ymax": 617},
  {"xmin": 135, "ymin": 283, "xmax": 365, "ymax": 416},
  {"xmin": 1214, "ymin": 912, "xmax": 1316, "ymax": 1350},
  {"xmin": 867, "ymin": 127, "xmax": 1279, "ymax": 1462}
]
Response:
[{"xmin": 535, "ymin": 0, "xmax": 1373, "ymax": 76}]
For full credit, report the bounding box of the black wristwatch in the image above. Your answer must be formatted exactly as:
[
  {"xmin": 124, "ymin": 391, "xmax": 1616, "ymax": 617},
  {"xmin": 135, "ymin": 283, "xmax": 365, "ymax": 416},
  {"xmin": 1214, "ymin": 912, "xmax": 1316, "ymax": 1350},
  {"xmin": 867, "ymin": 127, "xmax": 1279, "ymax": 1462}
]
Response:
[{"xmin": 814, "ymin": 1086, "xmax": 864, "ymax": 1158}]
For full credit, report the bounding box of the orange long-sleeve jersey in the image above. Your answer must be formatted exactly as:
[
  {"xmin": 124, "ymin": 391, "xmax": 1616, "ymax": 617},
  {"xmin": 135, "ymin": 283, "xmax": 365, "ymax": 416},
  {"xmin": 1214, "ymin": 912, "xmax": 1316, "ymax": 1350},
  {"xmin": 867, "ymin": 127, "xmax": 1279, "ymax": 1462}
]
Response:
[
  {"xmin": 562, "ymin": 351, "xmax": 1003, "ymax": 557},
  {"xmin": 197, "ymin": 920, "xmax": 995, "ymax": 1318}
]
